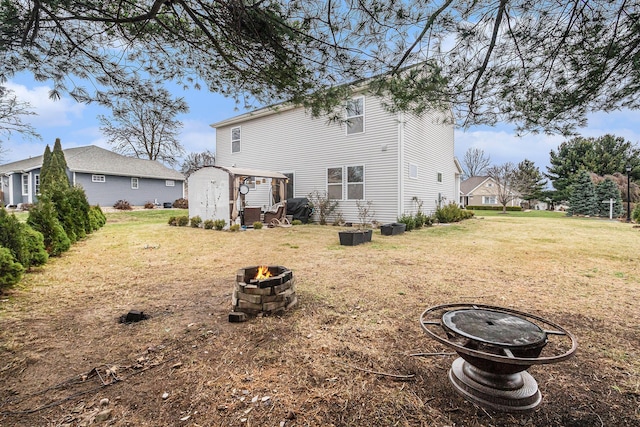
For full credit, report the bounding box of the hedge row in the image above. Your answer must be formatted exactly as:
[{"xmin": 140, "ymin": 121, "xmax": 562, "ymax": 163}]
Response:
[{"xmin": 465, "ymin": 205, "xmax": 523, "ymax": 211}]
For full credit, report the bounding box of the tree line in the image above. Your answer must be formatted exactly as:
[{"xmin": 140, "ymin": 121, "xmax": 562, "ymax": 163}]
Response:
[
  {"xmin": 462, "ymin": 134, "xmax": 639, "ymax": 217},
  {"xmin": 0, "ymin": 140, "xmax": 106, "ymax": 290}
]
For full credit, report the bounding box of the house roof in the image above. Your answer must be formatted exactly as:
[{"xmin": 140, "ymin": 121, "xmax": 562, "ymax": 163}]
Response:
[
  {"xmin": 460, "ymin": 176, "xmax": 491, "ymax": 195},
  {"xmin": 0, "ymin": 145, "xmax": 184, "ymax": 180}
]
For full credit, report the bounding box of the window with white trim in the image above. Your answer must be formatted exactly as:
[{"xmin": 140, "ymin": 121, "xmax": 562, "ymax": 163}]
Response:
[
  {"xmin": 231, "ymin": 126, "xmax": 241, "ymax": 153},
  {"xmin": 482, "ymin": 196, "xmax": 497, "ymax": 204},
  {"xmin": 131, "ymin": 177, "xmax": 139, "ymax": 189},
  {"xmin": 437, "ymin": 172, "xmax": 443, "ymax": 183},
  {"xmin": 409, "ymin": 163, "xmax": 418, "ymax": 179},
  {"xmin": 35, "ymin": 174, "xmax": 40, "ymax": 194},
  {"xmin": 345, "ymin": 97, "xmax": 364, "ymax": 134},
  {"xmin": 21, "ymin": 174, "xmax": 29, "ymax": 195},
  {"xmin": 92, "ymin": 175, "xmax": 106, "ymax": 182},
  {"xmin": 327, "ymin": 165, "xmax": 364, "ymax": 200},
  {"xmin": 165, "ymin": 180, "xmax": 175, "ymax": 187}
]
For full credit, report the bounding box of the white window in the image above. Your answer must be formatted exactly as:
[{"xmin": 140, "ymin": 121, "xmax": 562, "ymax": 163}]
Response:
[
  {"xmin": 483, "ymin": 196, "xmax": 497, "ymax": 204},
  {"xmin": 165, "ymin": 180, "xmax": 175, "ymax": 187},
  {"xmin": 131, "ymin": 177, "xmax": 139, "ymax": 189},
  {"xmin": 437, "ymin": 172, "xmax": 443, "ymax": 183},
  {"xmin": 409, "ymin": 163, "xmax": 418, "ymax": 179},
  {"xmin": 21, "ymin": 174, "xmax": 29, "ymax": 195},
  {"xmin": 35, "ymin": 174, "xmax": 40, "ymax": 194},
  {"xmin": 231, "ymin": 126, "xmax": 241, "ymax": 153},
  {"xmin": 92, "ymin": 175, "xmax": 106, "ymax": 182},
  {"xmin": 345, "ymin": 97, "xmax": 364, "ymax": 135},
  {"xmin": 327, "ymin": 165, "xmax": 364, "ymax": 200}
]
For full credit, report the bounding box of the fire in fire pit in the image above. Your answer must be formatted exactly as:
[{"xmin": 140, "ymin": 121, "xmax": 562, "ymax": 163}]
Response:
[{"xmin": 231, "ymin": 265, "xmax": 297, "ymax": 319}]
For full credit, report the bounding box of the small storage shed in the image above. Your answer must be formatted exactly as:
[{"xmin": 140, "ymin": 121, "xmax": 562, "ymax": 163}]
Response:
[{"xmin": 188, "ymin": 166, "xmax": 288, "ymax": 228}]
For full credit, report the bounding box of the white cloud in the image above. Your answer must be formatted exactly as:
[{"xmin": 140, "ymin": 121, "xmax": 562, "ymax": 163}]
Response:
[
  {"xmin": 180, "ymin": 119, "xmax": 216, "ymax": 154},
  {"xmin": 5, "ymin": 81, "xmax": 86, "ymax": 127}
]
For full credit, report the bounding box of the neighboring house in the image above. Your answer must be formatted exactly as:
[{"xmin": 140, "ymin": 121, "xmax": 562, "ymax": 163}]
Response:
[
  {"xmin": 211, "ymin": 93, "xmax": 462, "ymax": 224},
  {"xmin": 460, "ymin": 176, "xmax": 523, "ymax": 208},
  {"xmin": 0, "ymin": 145, "xmax": 185, "ymax": 207}
]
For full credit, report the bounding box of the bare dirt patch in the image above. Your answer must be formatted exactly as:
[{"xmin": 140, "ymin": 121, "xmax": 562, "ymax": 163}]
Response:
[{"xmin": 0, "ymin": 213, "xmax": 638, "ymax": 426}]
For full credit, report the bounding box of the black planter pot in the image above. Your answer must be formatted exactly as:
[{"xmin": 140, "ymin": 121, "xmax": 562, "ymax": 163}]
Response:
[
  {"xmin": 338, "ymin": 230, "xmax": 370, "ymax": 246},
  {"xmin": 381, "ymin": 223, "xmax": 406, "ymax": 236}
]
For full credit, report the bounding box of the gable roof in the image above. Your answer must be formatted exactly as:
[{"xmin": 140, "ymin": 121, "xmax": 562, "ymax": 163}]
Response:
[
  {"xmin": 460, "ymin": 176, "xmax": 492, "ymax": 194},
  {"xmin": 0, "ymin": 145, "xmax": 184, "ymax": 180}
]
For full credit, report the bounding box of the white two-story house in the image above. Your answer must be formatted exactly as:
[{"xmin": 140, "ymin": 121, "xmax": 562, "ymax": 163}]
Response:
[{"xmin": 211, "ymin": 91, "xmax": 461, "ymax": 224}]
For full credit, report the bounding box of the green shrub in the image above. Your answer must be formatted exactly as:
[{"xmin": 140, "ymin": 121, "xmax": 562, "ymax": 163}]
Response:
[
  {"xmin": 88, "ymin": 205, "xmax": 106, "ymax": 231},
  {"xmin": 190, "ymin": 216, "xmax": 202, "ymax": 228},
  {"xmin": 213, "ymin": 219, "xmax": 226, "ymax": 230},
  {"xmin": 50, "ymin": 187, "xmax": 76, "ymax": 243},
  {"xmin": 22, "ymin": 226, "xmax": 48, "ymax": 268},
  {"xmin": 632, "ymin": 204, "xmax": 640, "ymax": 223},
  {"xmin": 176, "ymin": 216, "xmax": 189, "ymax": 226},
  {"xmin": 168, "ymin": 216, "xmax": 177, "ymax": 226},
  {"xmin": 397, "ymin": 213, "xmax": 416, "ymax": 231},
  {"xmin": 113, "ymin": 200, "xmax": 133, "ymax": 210},
  {"xmin": 229, "ymin": 223, "xmax": 241, "ymax": 232},
  {"xmin": 414, "ymin": 211, "xmax": 433, "ymax": 228},
  {"xmin": 0, "ymin": 208, "xmax": 28, "ymax": 267},
  {"xmin": 0, "ymin": 246, "xmax": 24, "ymax": 290},
  {"xmin": 465, "ymin": 205, "xmax": 522, "ymax": 211},
  {"xmin": 253, "ymin": 221, "xmax": 263, "ymax": 229},
  {"xmin": 435, "ymin": 203, "xmax": 474, "ymax": 223},
  {"xmin": 291, "ymin": 219, "xmax": 302, "ymax": 226},
  {"xmin": 203, "ymin": 219, "xmax": 215, "ymax": 230},
  {"xmin": 67, "ymin": 186, "xmax": 91, "ymax": 237},
  {"xmin": 173, "ymin": 198, "xmax": 189, "ymax": 209},
  {"xmin": 27, "ymin": 198, "xmax": 71, "ymax": 256}
]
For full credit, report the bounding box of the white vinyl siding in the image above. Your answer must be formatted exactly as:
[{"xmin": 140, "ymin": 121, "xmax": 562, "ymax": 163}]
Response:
[
  {"xmin": 346, "ymin": 96, "xmax": 365, "ymax": 135},
  {"xmin": 231, "ymin": 126, "xmax": 241, "ymax": 153}
]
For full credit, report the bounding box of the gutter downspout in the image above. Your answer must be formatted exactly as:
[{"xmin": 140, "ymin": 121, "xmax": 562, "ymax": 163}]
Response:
[{"xmin": 398, "ymin": 112, "xmax": 405, "ymax": 217}]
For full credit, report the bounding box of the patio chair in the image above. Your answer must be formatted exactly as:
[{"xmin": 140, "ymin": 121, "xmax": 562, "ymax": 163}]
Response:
[{"xmin": 263, "ymin": 203, "xmax": 290, "ymax": 227}]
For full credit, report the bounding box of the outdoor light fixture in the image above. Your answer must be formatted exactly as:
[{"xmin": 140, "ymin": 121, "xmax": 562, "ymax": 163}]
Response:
[{"xmin": 626, "ymin": 164, "xmax": 632, "ymax": 222}]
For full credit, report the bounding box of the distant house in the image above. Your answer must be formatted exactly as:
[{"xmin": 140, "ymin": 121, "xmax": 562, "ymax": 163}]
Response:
[
  {"xmin": 0, "ymin": 145, "xmax": 185, "ymax": 207},
  {"xmin": 211, "ymin": 92, "xmax": 462, "ymax": 224},
  {"xmin": 460, "ymin": 176, "xmax": 523, "ymax": 208}
]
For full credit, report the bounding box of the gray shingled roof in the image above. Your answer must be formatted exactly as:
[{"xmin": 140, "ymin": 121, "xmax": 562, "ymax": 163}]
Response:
[
  {"xmin": 460, "ymin": 176, "xmax": 491, "ymax": 194},
  {"xmin": 0, "ymin": 145, "xmax": 184, "ymax": 181}
]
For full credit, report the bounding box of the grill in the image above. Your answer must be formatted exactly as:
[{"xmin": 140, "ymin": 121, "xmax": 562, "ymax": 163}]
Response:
[{"xmin": 420, "ymin": 304, "xmax": 577, "ymax": 411}]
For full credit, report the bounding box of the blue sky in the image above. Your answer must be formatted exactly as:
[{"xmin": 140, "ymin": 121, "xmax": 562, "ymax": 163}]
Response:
[{"xmin": 2, "ymin": 73, "xmax": 639, "ymax": 175}]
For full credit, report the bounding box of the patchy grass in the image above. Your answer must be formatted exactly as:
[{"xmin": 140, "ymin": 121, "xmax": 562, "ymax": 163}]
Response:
[{"xmin": 0, "ymin": 212, "xmax": 638, "ymax": 426}]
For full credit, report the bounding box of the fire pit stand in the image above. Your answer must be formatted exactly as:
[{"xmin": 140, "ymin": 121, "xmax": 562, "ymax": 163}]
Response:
[
  {"xmin": 231, "ymin": 265, "xmax": 297, "ymax": 318},
  {"xmin": 420, "ymin": 303, "xmax": 577, "ymax": 411}
]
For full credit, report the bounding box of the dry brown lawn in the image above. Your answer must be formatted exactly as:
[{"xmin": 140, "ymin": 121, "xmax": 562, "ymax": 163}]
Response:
[{"xmin": 0, "ymin": 210, "xmax": 638, "ymax": 426}]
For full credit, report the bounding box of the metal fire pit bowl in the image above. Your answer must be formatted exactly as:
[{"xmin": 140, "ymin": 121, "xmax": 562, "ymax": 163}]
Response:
[{"xmin": 420, "ymin": 303, "xmax": 577, "ymax": 412}]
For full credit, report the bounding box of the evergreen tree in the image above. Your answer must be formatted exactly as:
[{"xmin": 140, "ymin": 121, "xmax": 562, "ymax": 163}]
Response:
[
  {"xmin": 596, "ymin": 178, "xmax": 623, "ymax": 218},
  {"xmin": 40, "ymin": 139, "xmax": 70, "ymax": 195},
  {"xmin": 22, "ymin": 226, "xmax": 48, "ymax": 268},
  {"xmin": 568, "ymin": 171, "xmax": 598, "ymax": 216},
  {"xmin": 514, "ymin": 159, "xmax": 547, "ymax": 208},
  {"xmin": 0, "ymin": 208, "xmax": 28, "ymax": 267},
  {"xmin": 27, "ymin": 196, "xmax": 71, "ymax": 256},
  {"xmin": 0, "ymin": 247, "xmax": 24, "ymax": 290},
  {"xmin": 39, "ymin": 144, "xmax": 52, "ymax": 189}
]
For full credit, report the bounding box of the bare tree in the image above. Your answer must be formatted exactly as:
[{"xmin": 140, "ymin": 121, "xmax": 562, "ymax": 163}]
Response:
[
  {"xmin": 0, "ymin": 87, "xmax": 40, "ymax": 149},
  {"xmin": 181, "ymin": 150, "xmax": 216, "ymax": 180},
  {"xmin": 462, "ymin": 148, "xmax": 491, "ymax": 179},
  {"xmin": 486, "ymin": 162, "xmax": 519, "ymax": 214},
  {"xmin": 98, "ymin": 87, "xmax": 188, "ymax": 167}
]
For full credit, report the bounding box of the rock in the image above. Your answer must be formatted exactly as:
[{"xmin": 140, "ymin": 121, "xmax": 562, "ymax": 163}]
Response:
[
  {"xmin": 95, "ymin": 409, "xmax": 112, "ymax": 422},
  {"xmin": 162, "ymin": 392, "xmax": 169, "ymax": 400},
  {"xmin": 99, "ymin": 398, "xmax": 110, "ymax": 407}
]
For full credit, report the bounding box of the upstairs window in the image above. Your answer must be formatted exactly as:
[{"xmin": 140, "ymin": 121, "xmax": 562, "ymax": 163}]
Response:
[
  {"xmin": 345, "ymin": 97, "xmax": 364, "ymax": 135},
  {"xmin": 231, "ymin": 126, "xmax": 241, "ymax": 153},
  {"xmin": 409, "ymin": 163, "xmax": 418, "ymax": 179},
  {"xmin": 437, "ymin": 172, "xmax": 443, "ymax": 183}
]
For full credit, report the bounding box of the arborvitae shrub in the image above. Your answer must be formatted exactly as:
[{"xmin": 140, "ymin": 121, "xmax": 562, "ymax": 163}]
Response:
[
  {"xmin": 0, "ymin": 247, "xmax": 24, "ymax": 290},
  {"xmin": 27, "ymin": 198, "xmax": 71, "ymax": 256},
  {"xmin": 190, "ymin": 216, "xmax": 202, "ymax": 228},
  {"xmin": 88, "ymin": 206, "xmax": 106, "ymax": 231},
  {"xmin": 0, "ymin": 208, "xmax": 29, "ymax": 267},
  {"xmin": 173, "ymin": 198, "xmax": 189, "ymax": 209},
  {"xmin": 67, "ymin": 186, "xmax": 91, "ymax": 238},
  {"xmin": 203, "ymin": 219, "xmax": 215, "ymax": 230},
  {"xmin": 22, "ymin": 226, "xmax": 48, "ymax": 268}
]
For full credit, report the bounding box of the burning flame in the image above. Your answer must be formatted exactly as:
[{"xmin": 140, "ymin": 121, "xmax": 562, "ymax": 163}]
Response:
[{"xmin": 255, "ymin": 266, "xmax": 273, "ymax": 280}]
